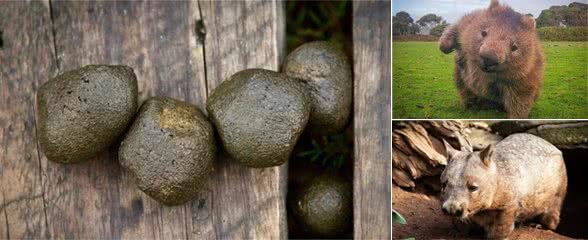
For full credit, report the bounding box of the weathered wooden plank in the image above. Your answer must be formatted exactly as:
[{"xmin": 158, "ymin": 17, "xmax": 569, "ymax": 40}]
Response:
[
  {"xmin": 353, "ymin": 1, "xmax": 391, "ymax": 239},
  {"xmin": 0, "ymin": 1, "xmax": 56, "ymax": 238},
  {"xmin": 199, "ymin": 1, "xmax": 287, "ymax": 239},
  {"xmin": 44, "ymin": 1, "xmax": 207, "ymax": 239},
  {"xmin": 1, "ymin": 1, "xmax": 287, "ymax": 238}
]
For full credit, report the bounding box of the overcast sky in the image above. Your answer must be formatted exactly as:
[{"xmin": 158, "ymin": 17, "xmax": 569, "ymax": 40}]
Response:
[{"xmin": 392, "ymin": 0, "xmax": 587, "ymax": 24}]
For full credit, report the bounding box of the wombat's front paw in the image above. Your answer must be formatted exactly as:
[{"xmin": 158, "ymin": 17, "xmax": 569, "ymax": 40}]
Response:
[
  {"xmin": 439, "ymin": 25, "xmax": 457, "ymax": 54},
  {"xmin": 487, "ymin": 223, "xmax": 514, "ymax": 240},
  {"xmin": 539, "ymin": 213, "xmax": 560, "ymax": 231},
  {"xmin": 505, "ymin": 102, "xmax": 531, "ymax": 118},
  {"xmin": 439, "ymin": 34, "xmax": 456, "ymax": 54}
]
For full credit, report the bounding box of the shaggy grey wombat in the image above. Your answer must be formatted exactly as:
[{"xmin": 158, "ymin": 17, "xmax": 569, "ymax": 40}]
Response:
[
  {"xmin": 441, "ymin": 133, "xmax": 567, "ymax": 239},
  {"xmin": 439, "ymin": 0, "xmax": 544, "ymax": 119}
]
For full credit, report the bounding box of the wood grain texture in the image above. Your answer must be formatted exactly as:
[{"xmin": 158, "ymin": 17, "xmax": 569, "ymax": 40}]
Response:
[
  {"xmin": 0, "ymin": 0, "xmax": 286, "ymax": 239},
  {"xmin": 352, "ymin": 1, "xmax": 391, "ymax": 239},
  {"xmin": 199, "ymin": 1, "xmax": 287, "ymax": 239},
  {"xmin": 0, "ymin": 1, "xmax": 56, "ymax": 238},
  {"xmin": 45, "ymin": 1, "xmax": 207, "ymax": 239}
]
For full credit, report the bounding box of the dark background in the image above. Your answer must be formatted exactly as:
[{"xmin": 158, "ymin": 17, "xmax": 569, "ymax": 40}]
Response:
[{"xmin": 285, "ymin": 1, "xmax": 354, "ymax": 238}]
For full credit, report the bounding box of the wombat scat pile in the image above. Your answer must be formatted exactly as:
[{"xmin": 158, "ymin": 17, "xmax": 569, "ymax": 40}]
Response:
[
  {"xmin": 441, "ymin": 133, "xmax": 567, "ymax": 239},
  {"xmin": 439, "ymin": 0, "xmax": 544, "ymax": 119},
  {"xmin": 36, "ymin": 41, "xmax": 351, "ymax": 206}
]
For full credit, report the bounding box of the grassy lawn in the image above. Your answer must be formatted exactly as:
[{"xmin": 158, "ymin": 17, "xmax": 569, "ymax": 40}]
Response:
[{"xmin": 392, "ymin": 41, "xmax": 588, "ymax": 119}]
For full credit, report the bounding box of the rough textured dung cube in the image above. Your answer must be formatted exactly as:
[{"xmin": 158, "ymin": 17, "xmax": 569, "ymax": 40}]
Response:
[
  {"xmin": 291, "ymin": 173, "xmax": 352, "ymax": 236},
  {"xmin": 282, "ymin": 41, "xmax": 352, "ymax": 135},
  {"xmin": 119, "ymin": 97, "xmax": 217, "ymax": 205},
  {"xmin": 206, "ymin": 69, "xmax": 311, "ymax": 168},
  {"xmin": 36, "ymin": 65, "xmax": 138, "ymax": 164}
]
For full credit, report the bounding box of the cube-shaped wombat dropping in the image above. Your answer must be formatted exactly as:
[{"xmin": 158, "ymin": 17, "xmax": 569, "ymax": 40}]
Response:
[
  {"xmin": 206, "ymin": 69, "xmax": 311, "ymax": 168},
  {"xmin": 282, "ymin": 41, "xmax": 352, "ymax": 135},
  {"xmin": 441, "ymin": 133, "xmax": 567, "ymax": 239},
  {"xmin": 36, "ymin": 65, "xmax": 138, "ymax": 164},
  {"xmin": 439, "ymin": 0, "xmax": 544, "ymax": 118},
  {"xmin": 291, "ymin": 173, "xmax": 352, "ymax": 236},
  {"xmin": 119, "ymin": 97, "xmax": 216, "ymax": 205}
]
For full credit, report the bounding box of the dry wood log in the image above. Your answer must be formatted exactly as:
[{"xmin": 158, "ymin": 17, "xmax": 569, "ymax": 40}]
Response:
[{"xmin": 392, "ymin": 121, "xmax": 496, "ymax": 189}]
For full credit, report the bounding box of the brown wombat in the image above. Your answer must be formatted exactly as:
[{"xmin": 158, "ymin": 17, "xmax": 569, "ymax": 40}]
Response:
[
  {"xmin": 439, "ymin": 0, "xmax": 544, "ymax": 119},
  {"xmin": 441, "ymin": 133, "xmax": 567, "ymax": 239}
]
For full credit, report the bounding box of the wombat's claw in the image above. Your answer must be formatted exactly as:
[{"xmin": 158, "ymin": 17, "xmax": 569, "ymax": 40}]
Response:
[
  {"xmin": 528, "ymin": 223, "xmax": 542, "ymax": 229},
  {"xmin": 539, "ymin": 214, "xmax": 560, "ymax": 231}
]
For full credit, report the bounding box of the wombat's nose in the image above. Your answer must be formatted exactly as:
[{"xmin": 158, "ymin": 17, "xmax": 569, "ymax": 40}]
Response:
[
  {"xmin": 442, "ymin": 202, "xmax": 465, "ymax": 216},
  {"xmin": 455, "ymin": 208, "xmax": 463, "ymax": 216},
  {"xmin": 480, "ymin": 52, "xmax": 499, "ymax": 68}
]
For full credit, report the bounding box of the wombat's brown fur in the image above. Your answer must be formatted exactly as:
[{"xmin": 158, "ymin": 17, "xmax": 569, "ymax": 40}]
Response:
[
  {"xmin": 439, "ymin": 0, "xmax": 544, "ymax": 119},
  {"xmin": 441, "ymin": 133, "xmax": 567, "ymax": 239}
]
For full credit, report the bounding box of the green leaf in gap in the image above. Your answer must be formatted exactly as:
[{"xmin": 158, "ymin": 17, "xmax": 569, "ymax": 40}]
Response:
[{"xmin": 393, "ymin": 209, "xmax": 407, "ymax": 224}]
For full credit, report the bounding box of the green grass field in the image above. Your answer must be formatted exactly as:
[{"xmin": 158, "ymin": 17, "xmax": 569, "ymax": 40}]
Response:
[{"xmin": 392, "ymin": 41, "xmax": 588, "ymax": 119}]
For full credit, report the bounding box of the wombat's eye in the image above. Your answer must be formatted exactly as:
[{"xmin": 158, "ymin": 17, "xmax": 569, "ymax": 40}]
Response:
[
  {"xmin": 481, "ymin": 30, "xmax": 487, "ymax": 37},
  {"xmin": 467, "ymin": 184, "xmax": 479, "ymax": 192},
  {"xmin": 511, "ymin": 45, "xmax": 518, "ymax": 52}
]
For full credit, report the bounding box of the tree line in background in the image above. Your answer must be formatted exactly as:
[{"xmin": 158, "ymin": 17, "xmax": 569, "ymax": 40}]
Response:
[
  {"xmin": 393, "ymin": 2, "xmax": 588, "ymax": 41},
  {"xmin": 536, "ymin": 2, "xmax": 587, "ymax": 28},
  {"xmin": 393, "ymin": 12, "xmax": 448, "ymax": 36}
]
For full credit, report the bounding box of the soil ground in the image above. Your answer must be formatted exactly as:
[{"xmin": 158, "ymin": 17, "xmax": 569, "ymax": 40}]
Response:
[{"xmin": 392, "ymin": 186, "xmax": 571, "ymax": 239}]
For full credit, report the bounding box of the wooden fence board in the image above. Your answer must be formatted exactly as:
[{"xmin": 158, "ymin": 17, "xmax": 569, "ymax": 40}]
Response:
[
  {"xmin": 0, "ymin": 1, "xmax": 286, "ymax": 239},
  {"xmin": 199, "ymin": 1, "xmax": 287, "ymax": 239},
  {"xmin": 0, "ymin": 1, "xmax": 56, "ymax": 238},
  {"xmin": 45, "ymin": 1, "xmax": 206, "ymax": 238},
  {"xmin": 353, "ymin": 1, "xmax": 392, "ymax": 239}
]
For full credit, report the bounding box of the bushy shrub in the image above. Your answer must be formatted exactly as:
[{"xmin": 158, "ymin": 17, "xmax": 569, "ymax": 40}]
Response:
[
  {"xmin": 537, "ymin": 27, "xmax": 588, "ymax": 41},
  {"xmin": 536, "ymin": 2, "xmax": 588, "ymax": 28},
  {"xmin": 392, "ymin": 34, "xmax": 439, "ymax": 41}
]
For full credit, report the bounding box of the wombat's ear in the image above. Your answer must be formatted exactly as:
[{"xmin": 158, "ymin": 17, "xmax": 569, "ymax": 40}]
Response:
[
  {"xmin": 521, "ymin": 15, "xmax": 536, "ymax": 30},
  {"xmin": 489, "ymin": 0, "xmax": 500, "ymax": 10},
  {"xmin": 443, "ymin": 139, "xmax": 460, "ymax": 160},
  {"xmin": 479, "ymin": 144, "xmax": 495, "ymax": 167}
]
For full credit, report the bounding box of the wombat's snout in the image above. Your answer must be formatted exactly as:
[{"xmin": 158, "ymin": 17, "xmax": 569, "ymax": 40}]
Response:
[
  {"xmin": 480, "ymin": 51, "xmax": 500, "ymax": 71},
  {"xmin": 442, "ymin": 201, "xmax": 466, "ymax": 217},
  {"xmin": 478, "ymin": 43, "xmax": 506, "ymax": 72}
]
